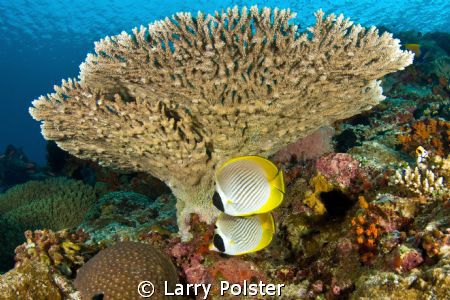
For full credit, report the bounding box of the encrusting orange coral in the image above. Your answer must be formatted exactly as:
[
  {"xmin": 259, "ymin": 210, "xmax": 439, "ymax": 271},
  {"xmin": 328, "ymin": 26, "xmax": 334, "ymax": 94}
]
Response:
[
  {"xmin": 351, "ymin": 195, "xmax": 382, "ymax": 264},
  {"xmin": 398, "ymin": 119, "xmax": 449, "ymax": 156},
  {"xmin": 358, "ymin": 195, "xmax": 369, "ymax": 209}
]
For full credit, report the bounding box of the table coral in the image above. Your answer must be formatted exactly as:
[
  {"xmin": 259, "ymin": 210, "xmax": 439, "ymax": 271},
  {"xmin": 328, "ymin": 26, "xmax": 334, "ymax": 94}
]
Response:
[{"xmin": 29, "ymin": 6, "xmax": 413, "ymax": 238}]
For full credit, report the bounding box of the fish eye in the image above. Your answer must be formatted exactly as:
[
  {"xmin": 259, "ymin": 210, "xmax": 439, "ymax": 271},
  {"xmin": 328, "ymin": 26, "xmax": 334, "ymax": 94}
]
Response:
[
  {"xmin": 213, "ymin": 234, "xmax": 225, "ymax": 252},
  {"xmin": 212, "ymin": 192, "xmax": 225, "ymax": 212}
]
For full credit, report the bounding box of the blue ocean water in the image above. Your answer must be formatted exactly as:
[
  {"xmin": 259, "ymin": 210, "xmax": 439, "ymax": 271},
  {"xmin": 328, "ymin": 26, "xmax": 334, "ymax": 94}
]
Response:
[{"xmin": 0, "ymin": 0, "xmax": 449, "ymax": 165}]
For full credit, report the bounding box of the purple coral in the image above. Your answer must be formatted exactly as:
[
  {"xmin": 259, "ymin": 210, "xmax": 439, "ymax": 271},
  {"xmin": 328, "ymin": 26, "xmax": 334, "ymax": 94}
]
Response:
[
  {"xmin": 273, "ymin": 127, "xmax": 334, "ymax": 163},
  {"xmin": 401, "ymin": 250, "xmax": 424, "ymax": 272},
  {"xmin": 316, "ymin": 153, "xmax": 361, "ymax": 187}
]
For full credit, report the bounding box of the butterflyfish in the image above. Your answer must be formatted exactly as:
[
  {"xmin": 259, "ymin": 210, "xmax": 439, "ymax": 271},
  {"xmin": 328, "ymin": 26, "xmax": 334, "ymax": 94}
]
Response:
[
  {"xmin": 209, "ymin": 212, "xmax": 275, "ymax": 255},
  {"xmin": 212, "ymin": 156, "xmax": 285, "ymax": 216}
]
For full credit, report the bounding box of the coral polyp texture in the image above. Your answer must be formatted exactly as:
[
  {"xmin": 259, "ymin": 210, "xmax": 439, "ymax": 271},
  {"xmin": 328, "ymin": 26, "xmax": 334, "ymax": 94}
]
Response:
[
  {"xmin": 74, "ymin": 241, "xmax": 179, "ymax": 300},
  {"xmin": 29, "ymin": 6, "xmax": 414, "ymax": 236}
]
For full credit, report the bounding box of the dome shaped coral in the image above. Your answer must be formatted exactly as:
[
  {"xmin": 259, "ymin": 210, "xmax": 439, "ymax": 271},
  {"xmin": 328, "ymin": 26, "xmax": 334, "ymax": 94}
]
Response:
[{"xmin": 74, "ymin": 241, "xmax": 179, "ymax": 300}]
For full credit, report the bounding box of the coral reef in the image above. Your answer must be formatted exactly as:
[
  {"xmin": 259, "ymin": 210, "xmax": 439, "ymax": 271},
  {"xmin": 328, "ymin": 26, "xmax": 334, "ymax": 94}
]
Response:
[
  {"xmin": 30, "ymin": 6, "xmax": 413, "ymax": 236},
  {"xmin": 46, "ymin": 141, "xmax": 170, "ymax": 199},
  {"xmin": 14, "ymin": 229, "xmax": 92, "ymax": 277},
  {"xmin": 316, "ymin": 153, "xmax": 362, "ymax": 187},
  {"xmin": 0, "ymin": 5, "xmax": 447, "ymax": 300},
  {"xmin": 0, "ymin": 177, "xmax": 97, "ymax": 231},
  {"xmin": 351, "ymin": 196, "xmax": 382, "ymax": 264},
  {"xmin": 303, "ymin": 173, "xmax": 334, "ymax": 215},
  {"xmin": 0, "ymin": 261, "xmax": 65, "ymax": 299},
  {"xmin": 74, "ymin": 241, "xmax": 179, "ymax": 299},
  {"xmin": 0, "ymin": 177, "xmax": 96, "ymax": 272},
  {"xmin": 272, "ymin": 126, "xmax": 334, "ymax": 163},
  {"xmin": 0, "ymin": 145, "xmax": 44, "ymax": 192},
  {"xmin": 398, "ymin": 119, "xmax": 450, "ymax": 156},
  {"xmin": 79, "ymin": 192, "xmax": 177, "ymax": 244},
  {"xmin": 392, "ymin": 148, "xmax": 449, "ymax": 200}
]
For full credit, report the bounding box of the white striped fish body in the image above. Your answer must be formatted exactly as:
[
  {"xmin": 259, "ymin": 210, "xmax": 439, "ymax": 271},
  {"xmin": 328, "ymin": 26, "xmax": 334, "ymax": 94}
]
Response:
[
  {"xmin": 210, "ymin": 213, "xmax": 275, "ymax": 255},
  {"xmin": 214, "ymin": 156, "xmax": 284, "ymax": 216}
]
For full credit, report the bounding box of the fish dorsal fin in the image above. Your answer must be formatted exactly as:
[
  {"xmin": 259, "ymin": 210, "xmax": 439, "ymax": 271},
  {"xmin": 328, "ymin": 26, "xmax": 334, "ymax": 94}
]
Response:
[
  {"xmin": 217, "ymin": 156, "xmax": 278, "ymax": 178},
  {"xmin": 244, "ymin": 156, "xmax": 279, "ymax": 179}
]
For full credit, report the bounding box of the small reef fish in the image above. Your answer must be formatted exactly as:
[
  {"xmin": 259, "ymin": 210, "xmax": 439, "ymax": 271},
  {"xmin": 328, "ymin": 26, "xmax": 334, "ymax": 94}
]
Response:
[
  {"xmin": 405, "ymin": 44, "xmax": 421, "ymax": 59},
  {"xmin": 416, "ymin": 146, "xmax": 429, "ymax": 159},
  {"xmin": 212, "ymin": 156, "xmax": 285, "ymax": 216},
  {"xmin": 416, "ymin": 146, "xmax": 429, "ymax": 169},
  {"xmin": 209, "ymin": 212, "xmax": 275, "ymax": 255}
]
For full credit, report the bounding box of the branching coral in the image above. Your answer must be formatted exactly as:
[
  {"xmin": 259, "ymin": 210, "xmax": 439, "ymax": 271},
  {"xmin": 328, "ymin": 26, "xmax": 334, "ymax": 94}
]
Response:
[
  {"xmin": 29, "ymin": 6, "xmax": 413, "ymax": 237},
  {"xmin": 0, "ymin": 177, "xmax": 97, "ymax": 231},
  {"xmin": 392, "ymin": 148, "xmax": 449, "ymax": 200},
  {"xmin": 14, "ymin": 229, "xmax": 90, "ymax": 276}
]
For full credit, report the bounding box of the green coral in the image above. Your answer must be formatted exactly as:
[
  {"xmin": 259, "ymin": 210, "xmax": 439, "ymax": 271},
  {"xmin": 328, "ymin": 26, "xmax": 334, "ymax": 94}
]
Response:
[
  {"xmin": 0, "ymin": 177, "xmax": 96, "ymax": 271},
  {"xmin": 0, "ymin": 177, "xmax": 97, "ymax": 231}
]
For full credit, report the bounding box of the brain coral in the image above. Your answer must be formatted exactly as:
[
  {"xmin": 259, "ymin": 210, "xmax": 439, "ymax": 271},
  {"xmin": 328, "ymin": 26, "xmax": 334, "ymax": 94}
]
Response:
[
  {"xmin": 74, "ymin": 241, "xmax": 179, "ymax": 300},
  {"xmin": 29, "ymin": 6, "xmax": 413, "ymax": 237}
]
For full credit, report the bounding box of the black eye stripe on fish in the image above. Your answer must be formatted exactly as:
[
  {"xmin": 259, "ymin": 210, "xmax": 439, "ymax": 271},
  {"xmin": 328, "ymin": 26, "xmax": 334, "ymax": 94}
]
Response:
[
  {"xmin": 211, "ymin": 212, "xmax": 274, "ymax": 255},
  {"xmin": 213, "ymin": 234, "xmax": 225, "ymax": 252},
  {"xmin": 214, "ymin": 155, "xmax": 284, "ymax": 217},
  {"xmin": 213, "ymin": 191, "xmax": 225, "ymax": 212}
]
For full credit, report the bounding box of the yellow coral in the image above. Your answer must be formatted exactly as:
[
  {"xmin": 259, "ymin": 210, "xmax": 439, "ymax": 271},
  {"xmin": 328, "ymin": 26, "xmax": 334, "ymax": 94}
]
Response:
[
  {"xmin": 303, "ymin": 173, "xmax": 334, "ymax": 215},
  {"xmin": 62, "ymin": 241, "xmax": 80, "ymax": 255}
]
